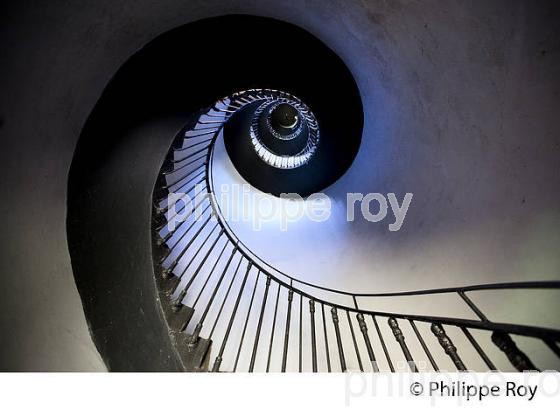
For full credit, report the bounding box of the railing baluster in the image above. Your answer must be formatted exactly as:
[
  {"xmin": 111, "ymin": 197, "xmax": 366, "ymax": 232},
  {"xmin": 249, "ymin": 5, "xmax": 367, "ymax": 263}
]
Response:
[
  {"xmin": 181, "ymin": 229, "xmax": 224, "ymax": 293},
  {"xmin": 208, "ymin": 256, "xmax": 243, "ymax": 339},
  {"xmin": 191, "ymin": 241, "xmax": 229, "ymax": 309},
  {"xmin": 173, "ymin": 137, "xmax": 214, "ymax": 153},
  {"xmin": 331, "ymin": 307, "xmax": 347, "ymax": 372},
  {"xmin": 347, "ymin": 310, "xmax": 363, "ymax": 371},
  {"xmin": 357, "ymin": 313, "xmax": 378, "ymax": 372},
  {"xmin": 197, "ymin": 118, "xmax": 226, "ymax": 125},
  {"xmin": 212, "ymin": 261, "xmax": 252, "ymax": 372},
  {"xmin": 187, "ymin": 247, "xmax": 236, "ymax": 348},
  {"xmin": 205, "ymin": 111, "xmax": 231, "ymax": 118},
  {"xmin": 266, "ymin": 284, "xmax": 281, "ymax": 372},
  {"xmin": 281, "ymin": 288, "xmax": 294, "ymax": 372},
  {"xmin": 299, "ymin": 295, "xmax": 303, "ymax": 372},
  {"xmin": 310, "ymin": 300, "xmax": 317, "ymax": 372},
  {"xmin": 491, "ymin": 331, "xmax": 539, "ymax": 371},
  {"xmin": 184, "ymin": 128, "xmax": 222, "ymax": 138},
  {"xmin": 372, "ymin": 315, "xmax": 394, "ymax": 372},
  {"xmin": 156, "ymin": 184, "xmax": 208, "ymax": 228},
  {"xmin": 159, "ymin": 176, "xmax": 206, "ymax": 211},
  {"xmin": 159, "ymin": 199, "xmax": 210, "ymax": 247},
  {"xmin": 409, "ymin": 320, "xmax": 439, "ymax": 371},
  {"xmin": 185, "ymin": 125, "xmax": 220, "ymax": 133},
  {"xmin": 172, "ymin": 146, "xmax": 214, "ymax": 167},
  {"xmin": 164, "ymin": 153, "xmax": 207, "ymax": 177},
  {"xmin": 249, "ymin": 276, "xmax": 271, "ymax": 372},
  {"xmin": 322, "ymin": 303, "xmax": 332, "ymax": 372},
  {"xmin": 431, "ymin": 323, "xmax": 466, "ymax": 371},
  {"xmin": 157, "ymin": 163, "xmax": 204, "ymax": 199},
  {"xmin": 165, "ymin": 166, "xmax": 206, "ymax": 195},
  {"xmin": 172, "ymin": 144, "xmax": 212, "ymax": 163},
  {"xmin": 172, "ymin": 225, "xmax": 221, "ymax": 310},
  {"xmin": 159, "ymin": 209, "xmax": 212, "ymax": 266},
  {"xmin": 388, "ymin": 317, "xmax": 417, "ymax": 372},
  {"xmin": 460, "ymin": 327, "xmax": 497, "ymax": 370},
  {"xmin": 165, "ymin": 214, "xmax": 214, "ymax": 276},
  {"xmin": 233, "ymin": 270, "xmax": 260, "ymax": 372}
]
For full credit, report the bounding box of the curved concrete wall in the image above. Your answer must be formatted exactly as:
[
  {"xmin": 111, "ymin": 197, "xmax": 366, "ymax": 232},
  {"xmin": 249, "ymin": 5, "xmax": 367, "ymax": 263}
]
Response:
[
  {"xmin": 215, "ymin": 1, "xmax": 560, "ymax": 293},
  {"xmin": 1, "ymin": 0, "xmax": 558, "ymax": 370}
]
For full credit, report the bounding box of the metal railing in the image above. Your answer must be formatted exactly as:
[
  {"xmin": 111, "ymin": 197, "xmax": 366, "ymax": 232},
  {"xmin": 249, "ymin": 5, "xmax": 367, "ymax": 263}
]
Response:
[{"xmin": 152, "ymin": 89, "xmax": 560, "ymax": 372}]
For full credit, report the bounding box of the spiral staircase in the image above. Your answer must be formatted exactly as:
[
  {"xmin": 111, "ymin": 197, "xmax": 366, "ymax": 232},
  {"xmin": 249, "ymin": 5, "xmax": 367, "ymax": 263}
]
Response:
[
  {"xmin": 52, "ymin": 12, "xmax": 560, "ymax": 373},
  {"xmin": 151, "ymin": 89, "xmax": 560, "ymax": 373}
]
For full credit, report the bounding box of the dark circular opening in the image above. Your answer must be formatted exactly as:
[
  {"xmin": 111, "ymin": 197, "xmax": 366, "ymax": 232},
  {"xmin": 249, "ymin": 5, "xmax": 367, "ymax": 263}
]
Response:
[
  {"xmin": 221, "ymin": 18, "xmax": 363, "ymax": 196},
  {"xmin": 270, "ymin": 103, "xmax": 300, "ymax": 132}
]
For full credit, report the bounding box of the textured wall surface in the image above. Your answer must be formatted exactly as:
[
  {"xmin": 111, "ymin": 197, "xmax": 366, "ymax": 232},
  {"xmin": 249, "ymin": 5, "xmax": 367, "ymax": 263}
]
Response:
[{"xmin": 0, "ymin": 0, "xmax": 558, "ymax": 370}]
